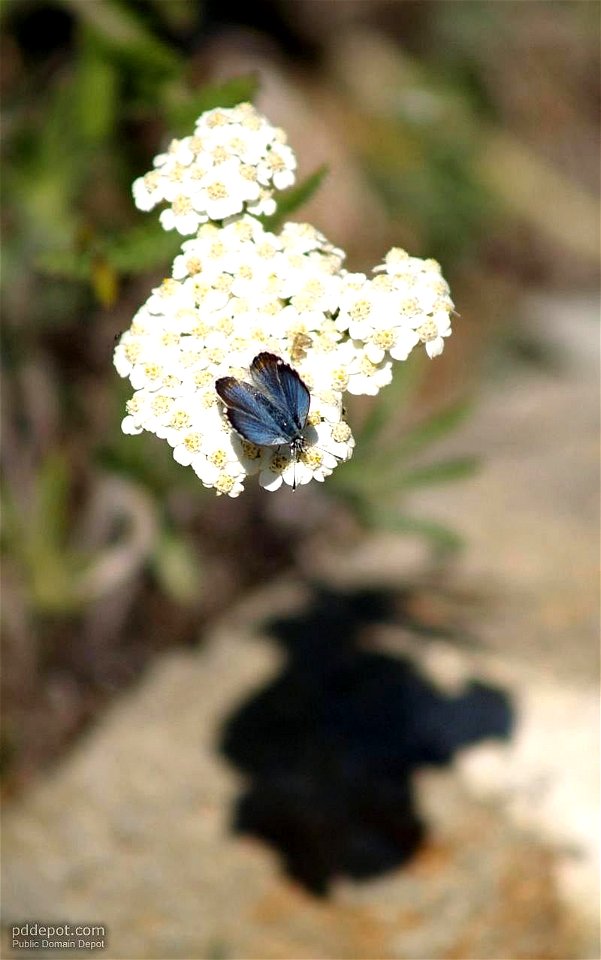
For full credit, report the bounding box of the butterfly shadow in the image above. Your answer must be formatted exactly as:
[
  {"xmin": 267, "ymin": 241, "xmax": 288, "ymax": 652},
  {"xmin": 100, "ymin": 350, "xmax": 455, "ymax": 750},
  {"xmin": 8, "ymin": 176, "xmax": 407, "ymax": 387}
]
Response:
[{"xmin": 218, "ymin": 585, "xmax": 514, "ymax": 896}]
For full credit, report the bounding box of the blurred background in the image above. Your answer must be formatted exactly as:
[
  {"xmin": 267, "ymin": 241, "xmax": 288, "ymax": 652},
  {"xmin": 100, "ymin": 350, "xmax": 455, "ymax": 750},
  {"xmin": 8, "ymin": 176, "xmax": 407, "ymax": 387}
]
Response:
[{"xmin": 1, "ymin": 2, "xmax": 599, "ymax": 958}]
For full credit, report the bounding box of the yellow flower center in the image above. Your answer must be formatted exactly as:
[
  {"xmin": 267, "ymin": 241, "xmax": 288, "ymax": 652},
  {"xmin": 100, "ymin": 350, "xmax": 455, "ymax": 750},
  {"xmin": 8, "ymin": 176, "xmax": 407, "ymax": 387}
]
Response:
[
  {"xmin": 268, "ymin": 152, "xmax": 286, "ymax": 172},
  {"xmin": 332, "ymin": 422, "xmax": 352, "ymax": 442},
  {"xmin": 360, "ymin": 357, "xmax": 377, "ymax": 376},
  {"xmin": 241, "ymin": 114, "xmax": 262, "ymax": 131},
  {"xmin": 180, "ymin": 350, "xmax": 200, "ymax": 368},
  {"xmin": 292, "ymin": 292, "xmax": 317, "ymax": 312},
  {"xmin": 184, "ymin": 433, "xmax": 202, "ymax": 453},
  {"xmin": 301, "ymin": 449, "xmax": 323, "ymax": 469},
  {"xmin": 235, "ymin": 222, "xmax": 254, "ymax": 241},
  {"xmin": 216, "ymin": 317, "xmax": 234, "ymax": 335},
  {"xmin": 214, "ymin": 474, "xmax": 236, "ymax": 495},
  {"xmin": 206, "ymin": 347, "xmax": 225, "ymax": 364},
  {"xmin": 331, "ymin": 368, "xmax": 350, "ymax": 390},
  {"xmin": 168, "ymin": 163, "xmax": 185, "ymax": 183},
  {"xmin": 417, "ymin": 319, "xmax": 438, "ymax": 343},
  {"xmin": 270, "ymin": 454, "xmax": 289, "ymax": 472},
  {"xmin": 211, "ymin": 146, "xmax": 228, "ymax": 164},
  {"xmin": 185, "ymin": 257, "xmax": 202, "ymax": 275},
  {"xmin": 173, "ymin": 195, "xmax": 191, "ymax": 215},
  {"xmin": 263, "ymin": 299, "xmax": 282, "ymax": 316},
  {"xmin": 400, "ymin": 298, "xmax": 420, "ymax": 317},
  {"xmin": 124, "ymin": 342, "xmax": 141, "ymax": 363},
  {"xmin": 160, "ymin": 278, "xmax": 180, "ymax": 297},
  {"xmin": 257, "ymin": 242, "xmax": 277, "ymax": 259},
  {"xmin": 373, "ymin": 329, "xmax": 395, "ymax": 350},
  {"xmin": 192, "ymin": 321, "xmax": 210, "ymax": 338},
  {"xmin": 206, "ymin": 110, "xmax": 228, "ymax": 128},
  {"xmin": 241, "ymin": 440, "xmax": 261, "ymax": 460},
  {"xmin": 151, "ymin": 395, "xmax": 173, "ymax": 416},
  {"xmin": 213, "ymin": 273, "xmax": 233, "ymax": 292},
  {"xmin": 318, "ymin": 389, "xmax": 338, "ymax": 406},
  {"xmin": 207, "ymin": 182, "xmax": 228, "ymax": 201},
  {"xmin": 209, "ymin": 241, "xmax": 226, "ymax": 259},
  {"xmin": 349, "ymin": 299, "xmax": 372, "ymax": 321},
  {"xmin": 170, "ymin": 411, "xmax": 191, "ymax": 430},
  {"xmin": 209, "ymin": 449, "xmax": 227, "ymax": 468}
]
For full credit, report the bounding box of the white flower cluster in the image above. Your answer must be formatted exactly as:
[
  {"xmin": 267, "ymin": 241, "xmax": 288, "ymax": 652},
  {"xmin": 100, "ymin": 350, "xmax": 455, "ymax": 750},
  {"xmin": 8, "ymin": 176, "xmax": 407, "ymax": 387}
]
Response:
[
  {"xmin": 132, "ymin": 103, "xmax": 296, "ymax": 234},
  {"xmin": 116, "ymin": 104, "xmax": 454, "ymax": 497},
  {"xmin": 337, "ymin": 248, "xmax": 453, "ymax": 364}
]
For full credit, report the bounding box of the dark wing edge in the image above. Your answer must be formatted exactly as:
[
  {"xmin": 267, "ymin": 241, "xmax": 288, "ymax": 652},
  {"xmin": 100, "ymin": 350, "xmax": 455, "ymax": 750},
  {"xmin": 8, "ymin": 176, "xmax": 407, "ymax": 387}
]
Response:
[{"xmin": 215, "ymin": 376, "xmax": 251, "ymax": 407}]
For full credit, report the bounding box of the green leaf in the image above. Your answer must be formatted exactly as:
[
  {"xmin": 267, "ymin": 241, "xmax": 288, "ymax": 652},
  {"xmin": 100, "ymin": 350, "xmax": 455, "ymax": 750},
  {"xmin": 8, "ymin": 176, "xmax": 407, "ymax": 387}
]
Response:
[
  {"xmin": 395, "ymin": 399, "xmax": 473, "ymax": 459},
  {"xmin": 37, "ymin": 250, "xmax": 93, "ymax": 281},
  {"xmin": 106, "ymin": 221, "xmax": 182, "ymax": 273},
  {"xmin": 74, "ymin": 33, "xmax": 118, "ymax": 145},
  {"xmin": 61, "ymin": 0, "xmax": 182, "ymax": 76},
  {"xmin": 261, "ymin": 166, "xmax": 328, "ymax": 231},
  {"xmin": 166, "ymin": 74, "xmax": 260, "ymax": 137},
  {"xmin": 394, "ymin": 456, "xmax": 479, "ymax": 488},
  {"xmin": 334, "ymin": 453, "xmax": 479, "ymax": 498}
]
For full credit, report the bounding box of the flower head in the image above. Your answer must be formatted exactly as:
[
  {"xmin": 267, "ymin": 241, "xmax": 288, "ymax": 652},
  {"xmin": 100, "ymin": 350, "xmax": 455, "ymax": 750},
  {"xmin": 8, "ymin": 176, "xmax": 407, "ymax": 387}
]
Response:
[
  {"xmin": 132, "ymin": 103, "xmax": 297, "ymax": 233},
  {"xmin": 118, "ymin": 105, "xmax": 454, "ymax": 496}
]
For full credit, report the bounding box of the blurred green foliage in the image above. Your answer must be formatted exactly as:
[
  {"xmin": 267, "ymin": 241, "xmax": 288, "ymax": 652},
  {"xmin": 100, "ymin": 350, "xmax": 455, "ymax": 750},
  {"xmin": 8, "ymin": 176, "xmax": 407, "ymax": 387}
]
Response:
[
  {"xmin": 330, "ymin": 362, "xmax": 478, "ymax": 552},
  {"xmin": 1, "ymin": 4, "xmax": 243, "ymax": 674}
]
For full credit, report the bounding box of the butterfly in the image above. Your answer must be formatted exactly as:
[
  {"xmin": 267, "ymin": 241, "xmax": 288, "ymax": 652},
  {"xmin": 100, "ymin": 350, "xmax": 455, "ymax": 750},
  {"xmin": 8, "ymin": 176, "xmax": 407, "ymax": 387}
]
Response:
[{"xmin": 215, "ymin": 353, "xmax": 311, "ymax": 463}]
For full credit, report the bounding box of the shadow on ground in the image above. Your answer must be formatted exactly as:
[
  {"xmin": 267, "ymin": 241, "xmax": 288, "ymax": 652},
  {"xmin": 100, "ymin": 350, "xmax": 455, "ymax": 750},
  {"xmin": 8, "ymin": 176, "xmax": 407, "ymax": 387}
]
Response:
[{"xmin": 220, "ymin": 586, "xmax": 513, "ymax": 895}]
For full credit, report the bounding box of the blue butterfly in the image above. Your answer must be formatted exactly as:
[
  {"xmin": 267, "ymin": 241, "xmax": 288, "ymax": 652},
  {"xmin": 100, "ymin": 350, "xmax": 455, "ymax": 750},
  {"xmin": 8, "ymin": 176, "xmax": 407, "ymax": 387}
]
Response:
[{"xmin": 215, "ymin": 353, "xmax": 311, "ymax": 462}]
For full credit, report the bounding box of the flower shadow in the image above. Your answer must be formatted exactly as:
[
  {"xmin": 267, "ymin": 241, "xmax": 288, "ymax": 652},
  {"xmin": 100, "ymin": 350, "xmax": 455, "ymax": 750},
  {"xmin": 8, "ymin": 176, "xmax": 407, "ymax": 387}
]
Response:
[{"xmin": 219, "ymin": 585, "xmax": 513, "ymax": 896}]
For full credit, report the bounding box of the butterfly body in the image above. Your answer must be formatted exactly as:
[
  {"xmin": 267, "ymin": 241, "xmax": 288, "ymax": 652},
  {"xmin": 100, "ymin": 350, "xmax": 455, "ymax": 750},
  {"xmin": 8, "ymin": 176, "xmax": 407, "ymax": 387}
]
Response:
[{"xmin": 215, "ymin": 353, "xmax": 311, "ymax": 461}]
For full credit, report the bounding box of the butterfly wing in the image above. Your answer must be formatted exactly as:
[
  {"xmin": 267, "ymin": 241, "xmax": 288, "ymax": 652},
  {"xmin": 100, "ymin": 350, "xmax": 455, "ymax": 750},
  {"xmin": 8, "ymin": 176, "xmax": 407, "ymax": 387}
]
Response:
[
  {"xmin": 215, "ymin": 376, "xmax": 298, "ymax": 447},
  {"xmin": 250, "ymin": 353, "xmax": 311, "ymax": 431}
]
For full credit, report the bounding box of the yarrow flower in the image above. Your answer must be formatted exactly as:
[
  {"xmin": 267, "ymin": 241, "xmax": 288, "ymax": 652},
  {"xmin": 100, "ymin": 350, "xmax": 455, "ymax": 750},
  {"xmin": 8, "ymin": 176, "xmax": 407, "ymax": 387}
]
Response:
[
  {"xmin": 116, "ymin": 104, "xmax": 454, "ymax": 496},
  {"xmin": 132, "ymin": 103, "xmax": 296, "ymax": 234}
]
